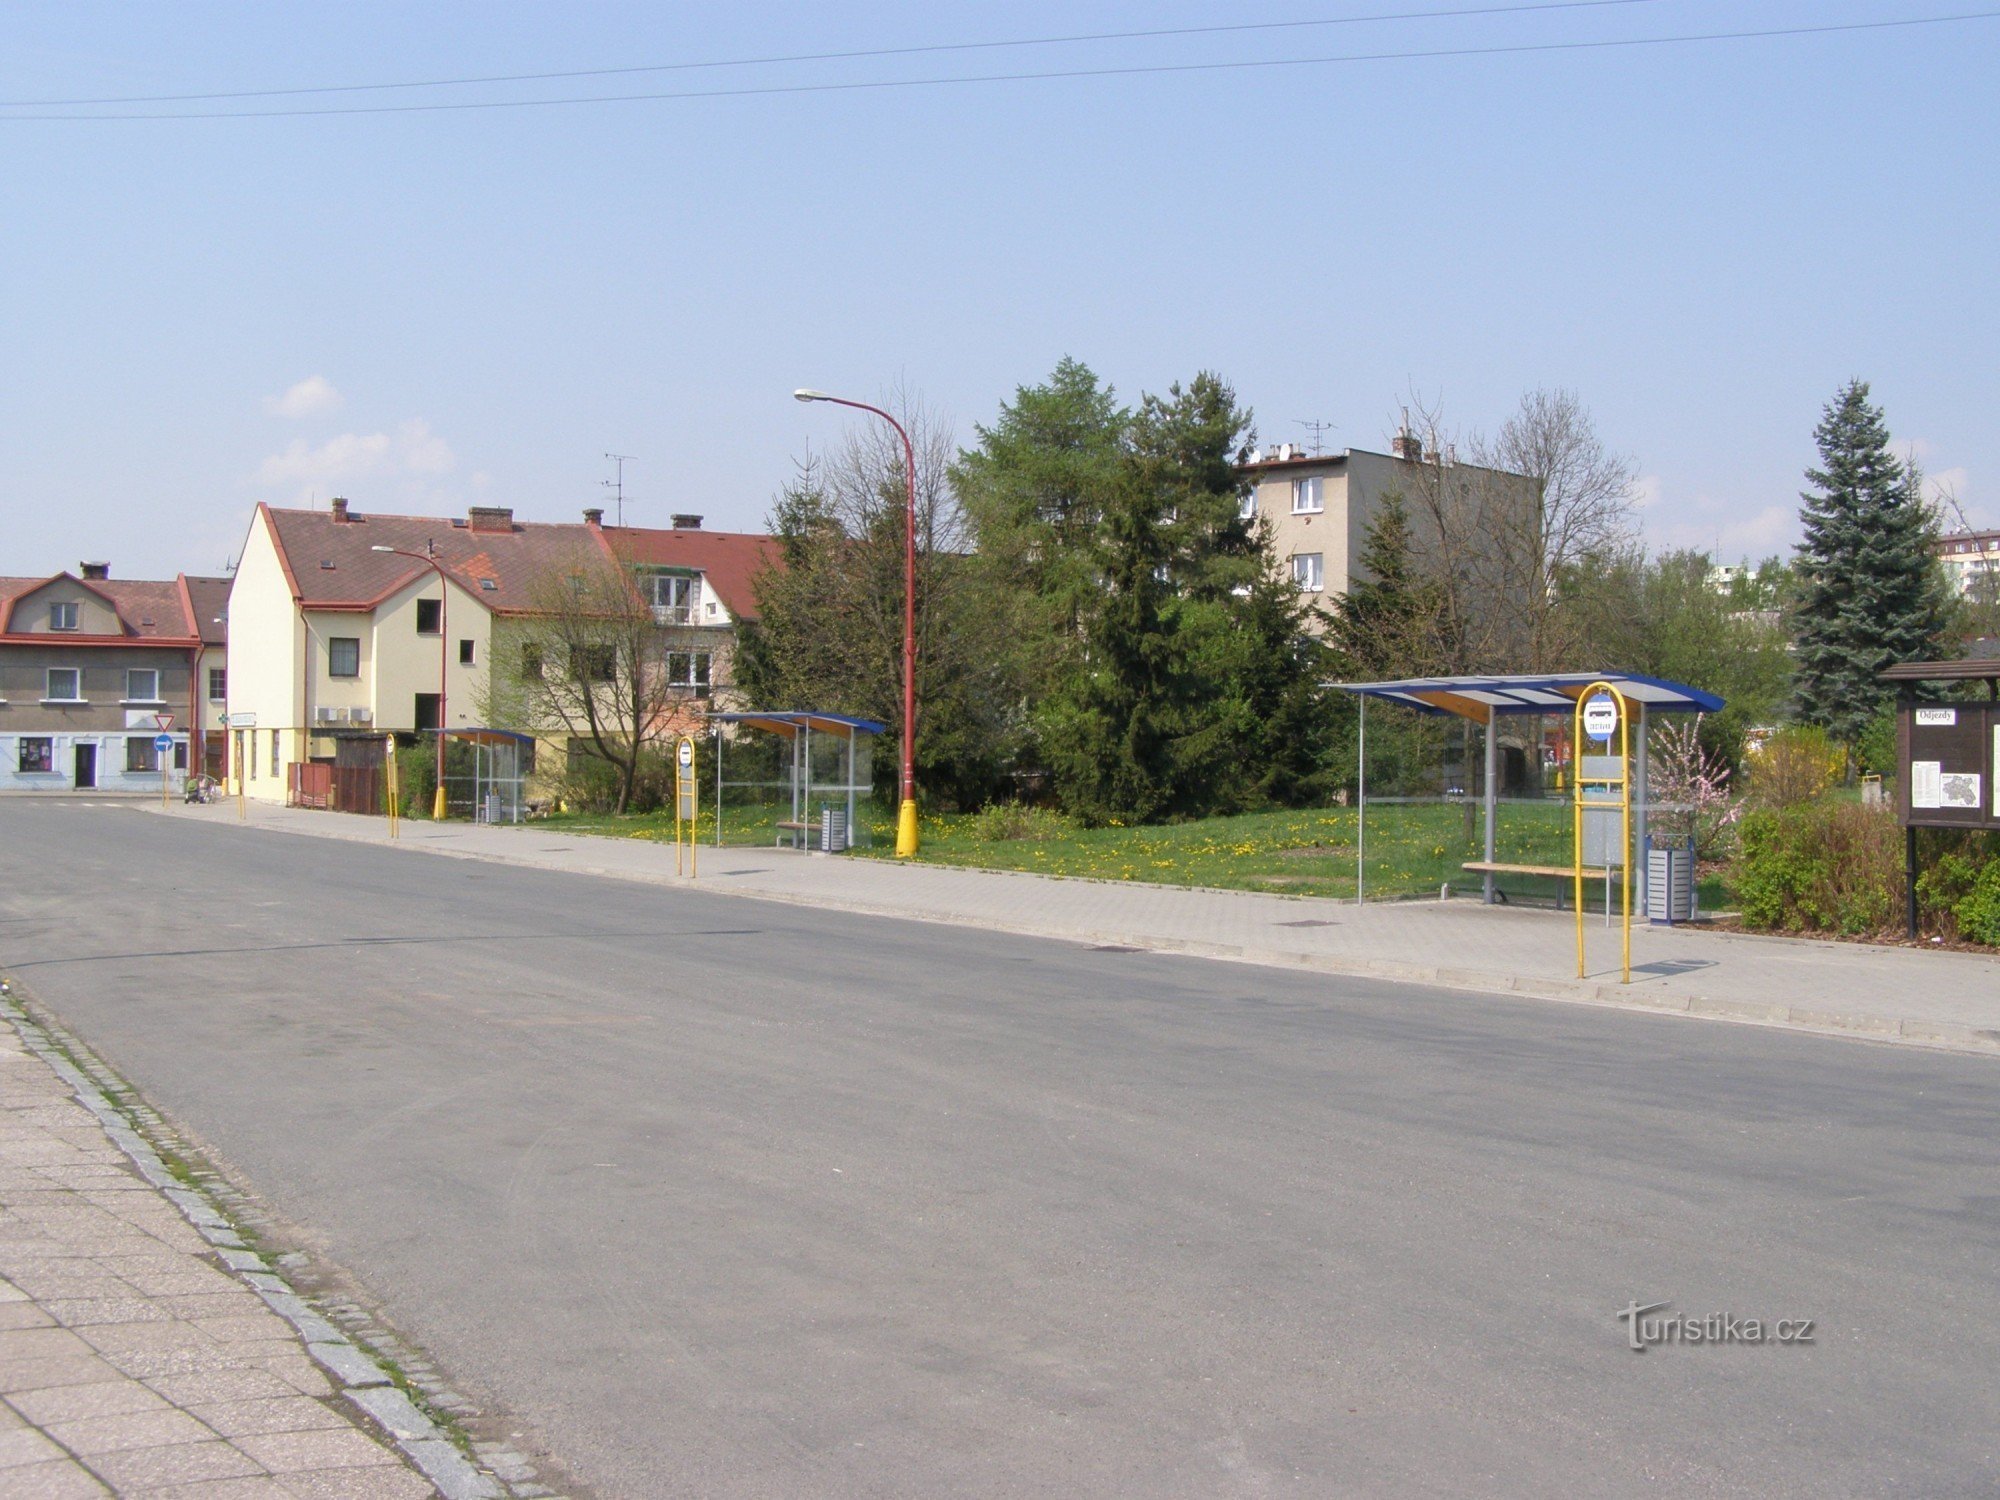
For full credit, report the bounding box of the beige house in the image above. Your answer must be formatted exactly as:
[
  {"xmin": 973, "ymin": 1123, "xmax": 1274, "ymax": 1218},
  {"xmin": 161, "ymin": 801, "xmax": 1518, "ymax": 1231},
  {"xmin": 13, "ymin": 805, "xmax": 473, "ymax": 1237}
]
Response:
[
  {"xmin": 1240, "ymin": 434, "xmax": 1540, "ymax": 632},
  {"xmin": 225, "ymin": 500, "xmax": 775, "ymax": 805}
]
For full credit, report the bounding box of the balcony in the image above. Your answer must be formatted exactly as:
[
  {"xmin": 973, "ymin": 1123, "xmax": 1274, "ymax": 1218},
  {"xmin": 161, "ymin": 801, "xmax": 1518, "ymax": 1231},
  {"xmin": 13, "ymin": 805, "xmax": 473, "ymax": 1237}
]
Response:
[{"xmin": 651, "ymin": 605, "xmax": 694, "ymax": 626}]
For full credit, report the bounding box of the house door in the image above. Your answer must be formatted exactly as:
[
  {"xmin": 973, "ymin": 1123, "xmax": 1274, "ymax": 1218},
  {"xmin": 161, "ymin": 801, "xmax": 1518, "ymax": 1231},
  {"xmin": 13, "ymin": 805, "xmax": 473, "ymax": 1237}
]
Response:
[{"xmin": 74, "ymin": 743, "xmax": 97, "ymax": 789}]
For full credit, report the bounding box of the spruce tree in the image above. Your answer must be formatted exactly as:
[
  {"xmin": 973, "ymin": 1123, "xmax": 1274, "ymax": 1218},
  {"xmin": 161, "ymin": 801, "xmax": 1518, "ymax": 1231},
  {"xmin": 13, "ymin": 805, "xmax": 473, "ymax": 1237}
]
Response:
[
  {"xmin": 1327, "ymin": 492, "xmax": 1447, "ymax": 677},
  {"xmin": 1792, "ymin": 381, "xmax": 1949, "ymax": 746}
]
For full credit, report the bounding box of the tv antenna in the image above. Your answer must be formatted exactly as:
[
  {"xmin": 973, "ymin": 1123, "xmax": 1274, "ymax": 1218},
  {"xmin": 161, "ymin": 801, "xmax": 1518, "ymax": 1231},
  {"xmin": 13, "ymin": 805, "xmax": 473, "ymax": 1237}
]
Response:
[
  {"xmin": 1296, "ymin": 419, "xmax": 1337, "ymax": 456},
  {"xmin": 602, "ymin": 453, "xmax": 637, "ymax": 527}
]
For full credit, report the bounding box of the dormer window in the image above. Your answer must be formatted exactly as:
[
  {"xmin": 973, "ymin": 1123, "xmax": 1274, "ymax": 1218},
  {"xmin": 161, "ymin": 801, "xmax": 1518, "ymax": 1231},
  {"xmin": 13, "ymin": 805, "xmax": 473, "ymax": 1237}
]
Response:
[{"xmin": 49, "ymin": 602, "xmax": 78, "ymax": 631}]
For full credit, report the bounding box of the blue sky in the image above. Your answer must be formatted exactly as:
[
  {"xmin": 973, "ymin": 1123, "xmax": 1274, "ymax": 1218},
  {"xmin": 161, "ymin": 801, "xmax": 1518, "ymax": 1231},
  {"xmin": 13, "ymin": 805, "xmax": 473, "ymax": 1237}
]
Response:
[{"xmin": 3, "ymin": 1, "xmax": 1994, "ymax": 582}]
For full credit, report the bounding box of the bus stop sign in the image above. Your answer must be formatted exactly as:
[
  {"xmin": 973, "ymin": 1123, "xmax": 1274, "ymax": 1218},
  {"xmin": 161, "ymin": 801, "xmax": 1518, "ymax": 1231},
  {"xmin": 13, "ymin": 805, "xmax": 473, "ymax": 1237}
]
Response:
[{"xmin": 1582, "ymin": 694, "xmax": 1618, "ymax": 741}]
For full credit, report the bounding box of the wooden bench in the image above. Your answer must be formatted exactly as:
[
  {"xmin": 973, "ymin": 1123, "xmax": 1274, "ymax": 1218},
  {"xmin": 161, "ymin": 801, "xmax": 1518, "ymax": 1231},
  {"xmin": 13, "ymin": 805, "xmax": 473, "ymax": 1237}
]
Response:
[
  {"xmin": 775, "ymin": 819, "xmax": 808, "ymax": 848},
  {"xmin": 1462, "ymin": 861, "xmax": 1609, "ymax": 909}
]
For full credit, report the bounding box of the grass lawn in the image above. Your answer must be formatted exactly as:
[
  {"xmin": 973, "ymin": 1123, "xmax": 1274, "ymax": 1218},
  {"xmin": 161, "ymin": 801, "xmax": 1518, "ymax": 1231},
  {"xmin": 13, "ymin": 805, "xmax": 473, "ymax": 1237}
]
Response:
[
  {"xmin": 536, "ymin": 797, "xmax": 1731, "ymax": 911},
  {"xmin": 868, "ymin": 800, "xmax": 1595, "ymax": 905}
]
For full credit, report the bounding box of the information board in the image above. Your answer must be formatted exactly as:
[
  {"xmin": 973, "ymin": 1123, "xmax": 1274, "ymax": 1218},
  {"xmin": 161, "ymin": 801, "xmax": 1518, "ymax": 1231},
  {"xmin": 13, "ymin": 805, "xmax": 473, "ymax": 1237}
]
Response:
[{"xmin": 1897, "ymin": 700, "xmax": 1999, "ymax": 830}]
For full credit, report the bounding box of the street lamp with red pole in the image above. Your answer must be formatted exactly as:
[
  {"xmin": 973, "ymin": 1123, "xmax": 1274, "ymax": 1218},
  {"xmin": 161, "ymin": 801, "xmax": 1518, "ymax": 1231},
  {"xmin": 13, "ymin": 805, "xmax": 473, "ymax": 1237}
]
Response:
[
  {"xmin": 793, "ymin": 389, "xmax": 920, "ymax": 857},
  {"xmin": 372, "ymin": 544, "xmax": 451, "ymax": 819}
]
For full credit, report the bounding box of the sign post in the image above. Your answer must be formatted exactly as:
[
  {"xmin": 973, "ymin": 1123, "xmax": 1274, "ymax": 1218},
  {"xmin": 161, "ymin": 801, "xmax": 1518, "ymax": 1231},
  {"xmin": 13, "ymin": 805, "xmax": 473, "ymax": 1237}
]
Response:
[
  {"xmin": 675, "ymin": 736, "xmax": 698, "ymax": 878},
  {"xmin": 1572, "ymin": 683, "xmax": 1632, "ymax": 983},
  {"xmin": 154, "ymin": 713, "xmax": 175, "ymax": 808},
  {"xmin": 385, "ymin": 734, "xmax": 401, "ymax": 840}
]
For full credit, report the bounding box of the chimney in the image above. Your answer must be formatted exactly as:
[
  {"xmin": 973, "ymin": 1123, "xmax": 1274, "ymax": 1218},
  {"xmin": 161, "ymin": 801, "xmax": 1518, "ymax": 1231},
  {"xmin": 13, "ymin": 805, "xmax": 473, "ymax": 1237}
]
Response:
[
  {"xmin": 79, "ymin": 561, "xmax": 110, "ymax": 580},
  {"xmin": 330, "ymin": 496, "xmax": 350, "ymax": 523},
  {"xmin": 583, "ymin": 507, "xmax": 604, "ymax": 528},
  {"xmin": 1391, "ymin": 428, "xmax": 1423, "ymax": 462},
  {"xmin": 467, "ymin": 506, "xmax": 516, "ymax": 534},
  {"xmin": 671, "ymin": 513, "xmax": 703, "ymax": 530}
]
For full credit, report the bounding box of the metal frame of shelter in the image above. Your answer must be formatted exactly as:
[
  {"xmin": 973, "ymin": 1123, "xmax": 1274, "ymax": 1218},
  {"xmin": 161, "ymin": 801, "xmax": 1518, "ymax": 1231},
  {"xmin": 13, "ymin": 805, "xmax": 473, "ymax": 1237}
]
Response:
[
  {"xmin": 438, "ymin": 727, "xmax": 533, "ymax": 824},
  {"xmin": 707, "ymin": 711, "xmax": 886, "ymax": 850},
  {"xmin": 1335, "ymin": 672, "xmax": 1726, "ymax": 906}
]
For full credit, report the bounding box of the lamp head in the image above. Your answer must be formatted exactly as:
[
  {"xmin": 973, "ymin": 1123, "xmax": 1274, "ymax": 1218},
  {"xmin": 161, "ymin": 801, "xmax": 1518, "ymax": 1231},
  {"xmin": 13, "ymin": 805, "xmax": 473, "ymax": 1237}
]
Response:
[
  {"xmin": 370, "ymin": 545, "xmax": 394, "ymax": 553},
  {"xmin": 793, "ymin": 388, "xmax": 831, "ymax": 403}
]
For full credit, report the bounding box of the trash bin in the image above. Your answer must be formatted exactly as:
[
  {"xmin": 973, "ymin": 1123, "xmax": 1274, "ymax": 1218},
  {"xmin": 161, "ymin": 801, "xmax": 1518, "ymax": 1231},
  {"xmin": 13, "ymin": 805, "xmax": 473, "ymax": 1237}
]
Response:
[
  {"xmin": 483, "ymin": 791, "xmax": 501, "ymax": 825},
  {"xmin": 820, "ymin": 807, "xmax": 848, "ymax": 853},
  {"xmin": 1646, "ymin": 836, "xmax": 1696, "ymax": 924}
]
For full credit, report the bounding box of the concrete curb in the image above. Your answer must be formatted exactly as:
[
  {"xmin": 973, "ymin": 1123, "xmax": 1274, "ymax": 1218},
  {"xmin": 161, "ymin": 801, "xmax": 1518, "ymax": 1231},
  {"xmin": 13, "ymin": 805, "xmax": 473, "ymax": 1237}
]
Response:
[
  {"xmin": 144, "ymin": 803, "xmax": 2000, "ymax": 1061},
  {"xmin": 0, "ymin": 987, "xmax": 513, "ymax": 1500}
]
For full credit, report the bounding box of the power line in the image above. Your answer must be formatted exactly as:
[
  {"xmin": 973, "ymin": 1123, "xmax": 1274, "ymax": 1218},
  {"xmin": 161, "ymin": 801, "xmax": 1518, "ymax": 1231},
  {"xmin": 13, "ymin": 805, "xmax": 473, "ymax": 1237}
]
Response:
[
  {"xmin": 6, "ymin": 11, "xmax": 1992, "ymax": 122},
  {"xmin": 1, "ymin": 1, "xmax": 1672, "ymax": 108}
]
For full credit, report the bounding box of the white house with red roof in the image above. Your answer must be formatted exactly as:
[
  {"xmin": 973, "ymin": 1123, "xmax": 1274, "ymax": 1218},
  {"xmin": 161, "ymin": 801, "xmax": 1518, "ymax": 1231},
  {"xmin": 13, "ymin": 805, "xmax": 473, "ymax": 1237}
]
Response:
[
  {"xmin": 224, "ymin": 499, "xmax": 776, "ymax": 804},
  {"xmin": 0, "ymin": 563, "xmax": 230, "ymax": 793}
]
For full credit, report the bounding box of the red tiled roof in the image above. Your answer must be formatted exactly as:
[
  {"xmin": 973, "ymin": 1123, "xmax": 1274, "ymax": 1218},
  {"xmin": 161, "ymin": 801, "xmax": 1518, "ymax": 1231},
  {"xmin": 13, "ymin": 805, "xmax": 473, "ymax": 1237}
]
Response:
[
  {"xmin": 595, "ymin": 526, "xmax": 780, "ymax": 621},
  {"xmin": 0, "ymin": 572, "xmax": 202, "ymax": 641},
  {"xmin": 261, "ymin": 506, "xmax": 607, "ymax": 614},
  {"xmin": 181, "ymin": 576, "xmax": 232, "ymax": 645}
]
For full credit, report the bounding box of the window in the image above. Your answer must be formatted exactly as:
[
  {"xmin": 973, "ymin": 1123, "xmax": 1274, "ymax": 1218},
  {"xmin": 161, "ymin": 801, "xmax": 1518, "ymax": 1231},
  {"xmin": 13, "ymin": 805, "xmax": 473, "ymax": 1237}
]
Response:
[
  {"xmin": 666, "ymin": 650, "xmax": 713, "ymax": 695},
  {"xmin": 45, "ymin": 668, "xmax": 81, "ymax": 701},
  {"xmin": 1291, "ymin": 552, "xmax": 1324, "ymax": 592},
  {"xmin": 49, "ymin": 601, "xmax": 79, "ymax": 631},
  {"xmin": 519, "ymin": 644, "xmax": 544, "ymax": 681},
  {"xmin": 1291, "ymin": 477, "xmax": 1324, "ymax": 514},
  {"xmin": 646, "ymin": 573, "xmax": 700, "ymax": 623},
  {"xmin": 328, "ymin": 637, "xmax": 360, "ymax": 677},
  {"xmin": 17, "ymin": 738, "xmax": 52, "ymax": 774},
  {"xmin": 415, "ymin": 598, "xmax": 442, "ymax": 634},
  {"xmin": 127, "ymin": 736, "xmax": 160, "ymax": 773},
  {"xmin": 458, "ymin": 639, "xmax": 475, "ymax": 666},
  {"xmin": 125, "ymin": 668, "xmax": 161, "ymax": 702},
  {"xmin": 174, "ymin": 739, "xmax": 188, "ymax": 771},
  {"xmin": 414, "ymin": 694, "xmax": 442, "ymax": 732},
  {"xmin": 1239, "ymin": 490, "xmax": 1257, "ymax": 521},
  {"xmin": 208, "ymin": 667, "xmax": 227, "ymax": 701},
  {"xmin": 269, "ymin": 730, "xmax": 280, "ymax": 778},
  {"xmin": 570, "ymin": 644, "xmax": 616, "ymax": 682}
]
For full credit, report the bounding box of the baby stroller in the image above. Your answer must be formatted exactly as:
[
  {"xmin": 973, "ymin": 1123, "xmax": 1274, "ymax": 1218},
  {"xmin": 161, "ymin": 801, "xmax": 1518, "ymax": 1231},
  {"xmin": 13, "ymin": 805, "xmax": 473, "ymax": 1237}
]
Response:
[{"xmin": 183, "ymin": 774, "xmax": 221, "ymax": 804}]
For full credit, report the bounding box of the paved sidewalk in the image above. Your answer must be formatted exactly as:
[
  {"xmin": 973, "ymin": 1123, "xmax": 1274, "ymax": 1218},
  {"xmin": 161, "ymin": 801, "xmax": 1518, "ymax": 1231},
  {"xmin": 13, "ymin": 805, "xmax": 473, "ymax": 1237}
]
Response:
[
  {"xmin": 0, "ymin": 998, "xmax": 487, "ymax": 1499},
  {"xmin": 152, "ymin": 799, "xmax": 2000, "ymax": 1056}
]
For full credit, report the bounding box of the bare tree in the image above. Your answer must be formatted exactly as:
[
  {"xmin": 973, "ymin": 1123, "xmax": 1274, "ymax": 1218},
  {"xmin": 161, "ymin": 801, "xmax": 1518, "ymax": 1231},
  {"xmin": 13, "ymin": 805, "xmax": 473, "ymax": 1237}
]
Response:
[
  {"xmin": 1475, "ymin": 388, "xmax": 1639, "ymax": 667},
  {"xmin": 482, "ymin": 553, "xmax": 682, "ymax": 814},
  {"xmin": 1384, "ymin": 388, "xmax": 1637, "ymax": 671}
]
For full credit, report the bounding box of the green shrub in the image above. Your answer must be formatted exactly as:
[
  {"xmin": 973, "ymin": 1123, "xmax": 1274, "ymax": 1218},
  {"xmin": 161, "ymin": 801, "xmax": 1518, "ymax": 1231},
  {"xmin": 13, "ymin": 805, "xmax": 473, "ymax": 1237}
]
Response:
[
  {"xmin": 1734, "ymin": 801, "xmax": 1904, "ymax": 936},
  {"xmin": 1953, "ymin": 860, "xmax": 2000, "ymax": 946},
  {"xmin": 965, "ymin": 801, "xmax": 1074, "ymax": 842},
  {"xmin": 1854, "ymin": 707, "xmax": 1899, "ymax": 778}
]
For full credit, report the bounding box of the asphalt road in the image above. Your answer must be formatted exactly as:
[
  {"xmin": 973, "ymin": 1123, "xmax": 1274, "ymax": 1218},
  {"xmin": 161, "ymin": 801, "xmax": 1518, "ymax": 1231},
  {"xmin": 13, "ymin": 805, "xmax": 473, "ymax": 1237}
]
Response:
[{"xmin": 2, "ymin": 800, "xmax": 1997, "ymax": 1497}]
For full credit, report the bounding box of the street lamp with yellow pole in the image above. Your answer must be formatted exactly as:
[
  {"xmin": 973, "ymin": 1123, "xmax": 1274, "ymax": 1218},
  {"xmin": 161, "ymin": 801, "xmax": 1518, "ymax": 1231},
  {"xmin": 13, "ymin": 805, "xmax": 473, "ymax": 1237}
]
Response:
[
  {"xmin": 372, "ymin": 544, "xmax": 451, "ymax": 820},
  {"xmin": 793, "ymin": 388, "xmax": 920, "ymax": 857}
]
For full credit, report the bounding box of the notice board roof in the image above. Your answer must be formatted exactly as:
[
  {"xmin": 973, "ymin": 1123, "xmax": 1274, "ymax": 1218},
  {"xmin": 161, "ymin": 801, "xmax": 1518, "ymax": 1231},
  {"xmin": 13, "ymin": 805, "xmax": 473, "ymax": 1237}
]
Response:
[
  {"xmin": 1879, "ymin": 660, "xmax": 2000, "ymax": 685},
  {"xmin": 1333, "ymin": 672, "xmax": 1724, "ymax": 725}
]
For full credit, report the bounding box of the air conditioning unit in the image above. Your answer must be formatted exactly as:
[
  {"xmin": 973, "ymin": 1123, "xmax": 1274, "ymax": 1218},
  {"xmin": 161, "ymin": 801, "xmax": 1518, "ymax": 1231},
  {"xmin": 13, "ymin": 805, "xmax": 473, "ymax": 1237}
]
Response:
[
  {"xmin": 314, "ymin": 706, "xmax": 341, "ymax": 724},
  {"xmin": 347, "ymin": 707, "xmax": 373, "ymax": 724}
]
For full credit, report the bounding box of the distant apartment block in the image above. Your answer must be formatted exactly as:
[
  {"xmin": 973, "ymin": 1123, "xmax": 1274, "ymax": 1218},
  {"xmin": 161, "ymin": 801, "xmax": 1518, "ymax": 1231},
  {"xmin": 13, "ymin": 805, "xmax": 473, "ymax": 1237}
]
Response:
[
  {"xmin": 1937, "ymin": 529, "xmax": 2000, "ymax": 598},
  {"xmin": 1240, "ymin": 431, "xmax": 1540, "ymax": 629}
]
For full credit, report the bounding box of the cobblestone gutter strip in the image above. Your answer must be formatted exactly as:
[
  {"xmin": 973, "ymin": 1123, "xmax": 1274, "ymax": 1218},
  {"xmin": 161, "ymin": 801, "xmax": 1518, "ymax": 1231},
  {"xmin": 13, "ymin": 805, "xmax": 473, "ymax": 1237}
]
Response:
[{"xmin": 0, "ymin": 981, "xmax": 562, "ymax": 1499}]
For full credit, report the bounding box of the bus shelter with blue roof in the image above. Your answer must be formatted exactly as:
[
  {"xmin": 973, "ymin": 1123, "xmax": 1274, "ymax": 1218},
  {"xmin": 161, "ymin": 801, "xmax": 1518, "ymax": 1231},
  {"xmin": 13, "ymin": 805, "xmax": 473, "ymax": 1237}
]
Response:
[
  {"xmin": 1335, "ymin": 672, "xmax": 1725, "ymax": 906},
  {"xmin": 708, "ymin": 711, "xmax": 885, "ymax": 850}
]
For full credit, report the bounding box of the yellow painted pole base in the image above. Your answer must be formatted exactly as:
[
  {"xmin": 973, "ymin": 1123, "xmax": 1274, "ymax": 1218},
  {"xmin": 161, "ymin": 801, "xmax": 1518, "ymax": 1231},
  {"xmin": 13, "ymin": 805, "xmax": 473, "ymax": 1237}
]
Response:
[
  {"xmin": 433, "ymin": 785, "xmax": 448, "ymax": 821},
  {"xmin": 895, "ymin": 798, "xmax": 919, "ymax": 857}
]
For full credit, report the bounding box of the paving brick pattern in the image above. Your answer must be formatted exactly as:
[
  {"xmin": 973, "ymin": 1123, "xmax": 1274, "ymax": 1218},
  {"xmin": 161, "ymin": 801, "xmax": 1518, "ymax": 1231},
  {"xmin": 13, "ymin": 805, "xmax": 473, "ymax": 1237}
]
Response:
[{"xmin": 0, "ymin": 1020, "xmax": 441, "ymax": 1499}]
